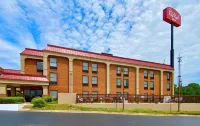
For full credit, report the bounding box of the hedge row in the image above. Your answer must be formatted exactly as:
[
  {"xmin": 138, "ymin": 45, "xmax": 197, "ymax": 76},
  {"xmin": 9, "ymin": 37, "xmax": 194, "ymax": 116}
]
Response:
[
  {"xmin": 31, "ymin": 96, "xmax": 55, "ymax": 108},
  {"xmin": 0, "ymin": 97, "xmax": 25, "ymax": 104}
]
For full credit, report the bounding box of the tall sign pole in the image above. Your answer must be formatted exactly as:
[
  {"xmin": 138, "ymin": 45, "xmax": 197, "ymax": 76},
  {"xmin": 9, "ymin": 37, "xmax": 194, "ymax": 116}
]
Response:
[
  {"xmin": 163, "ymin": 7, "xmax": 181, "ymax": 68},
  {"xmin": 163, "ymin": 7, "xmax": 181, "ymax": 112}
]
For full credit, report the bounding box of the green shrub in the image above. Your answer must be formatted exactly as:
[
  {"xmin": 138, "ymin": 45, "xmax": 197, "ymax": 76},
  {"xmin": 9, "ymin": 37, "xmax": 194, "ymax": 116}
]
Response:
[
  {"xmin": 43, "ymin": 96, "xmax": 53, "ymax": 103},
  {"xmin": 0, "ymin": 97, "xmax": 25, "ymax": 104},
  {"xmin": 16, "ymin": 92, "xmax": 21, "ymax": 97},
  {"xmin": 31, "ymin": 98, "xmax": 46, "ymax": 108}
]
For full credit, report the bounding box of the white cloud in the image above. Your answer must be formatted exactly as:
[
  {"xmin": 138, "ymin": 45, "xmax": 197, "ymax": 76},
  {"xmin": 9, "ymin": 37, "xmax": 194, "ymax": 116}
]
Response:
[{"xmin": 0, "ymin": 0, "xmax": 199, "ymax": 85}]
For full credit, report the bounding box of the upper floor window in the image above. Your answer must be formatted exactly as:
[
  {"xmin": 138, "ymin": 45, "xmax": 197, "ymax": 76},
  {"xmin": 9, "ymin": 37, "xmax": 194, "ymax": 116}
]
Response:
[
  {"xmin": 116, "ymin": 78, "xmax": 121, "ymax": 88},
  {"xmin": 37, "ymin": 61, "xmax": 43, "ymax": 72},
  {"xmin": 167, "ymin": 73, "xmax": 170, "ymax": 80},
  {"xmin": 124, "ymin": 79, "xmax": 129, "ymax": 88},
  {"xmin": 144, "ymin": 81, "xmax": 148, "ymax": 90},
  {"xmin": 150, "ymin": 81, "xmax": 154, "ymax": 90},
  {"xmin": 50, "ymin": 72, "xmax": 57, "ymax": 84},
  {"xmin": 92, "ymin": 76, "xmax": 98, "ymax": 87},
  {"xmin": 82, "ymin": 75, "xmax": 88, "ymax": 86},
  {"xmin": 116, "ymin": 66, "xmax": 121, "ymax": 76},
  {"xmin": 124, "ymin": 68, "xmax": 129, "ymax": 76},
  {"xmin": 144, "ymin": 70, "xmax": 148, "ymax": 78},
  {"xmin": 50, "ymin": 58, "xmax": 57, "ymax": 69},
  {"xmin": 150, "ymin": 71, "xmax": 154, "ymax": 79},
  {"xmin": 82, "ymin": 62, "xmax": 89, "ymax": 72},
  {"xmin": 92, "ymin": 64, "xmax": 98, "ymax": 73},
  {"xmin": 167, "ymin": 83, "xmax": 170, "ymax": 91}
]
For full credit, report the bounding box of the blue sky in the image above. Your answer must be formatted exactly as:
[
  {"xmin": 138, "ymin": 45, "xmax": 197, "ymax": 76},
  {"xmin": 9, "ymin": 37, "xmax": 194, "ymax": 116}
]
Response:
[{"xmin": 0, "ymin": 0, "xmax": 200, "ymax": 85}]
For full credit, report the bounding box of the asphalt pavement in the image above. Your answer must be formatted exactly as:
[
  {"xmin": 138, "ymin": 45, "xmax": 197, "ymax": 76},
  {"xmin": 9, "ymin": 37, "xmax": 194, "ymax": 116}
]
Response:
[{"xmin": 0, "ymin": 111, "xmax": 200, "ymax": 126}]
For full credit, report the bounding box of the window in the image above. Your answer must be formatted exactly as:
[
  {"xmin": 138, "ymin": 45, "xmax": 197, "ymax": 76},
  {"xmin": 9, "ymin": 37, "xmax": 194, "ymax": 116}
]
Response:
[
  {"xmin": 116, "ymin": 78, "xmax": 121, "ymax": 88},
  {"xmin": 92, "ymin": 64, "xmax": 98, "ymax": 73},
  {"xmin": 50, "ymin": 90, "xmax": 58, "ymax": 99},
  {"xmin": 144, "ymin": 93, "xmax": 148, "ymax": 102},
  {"xmin": 124, "ymin": 79, "xmax": 129, "ymax": 88},
  {"xmin": 124, "ymin": 68, "xmax": 128, "ymax": 76},
  {"xmin": 82, "ymin": 62, "xmax": 89, "ymax": 72},
  {"xmin": 92, "ymin": 76, "xmax": 98, "ymax": 87},
  {"xmin": 150, "ymin": 93, "xmax": 154, "ymax": 102},
  {"xmin": 124, "ymin": 92, "xmax": 128, "ymax": 100},
  {"xmin": 82, "ymin": 76, "xmax": 88, "ymax": 86},
  {"xmin": 150, "ymin": 71, "xmax": 154, "ymax": 79},
  {"xmin": 82, "ymin": 91, "xmax": 88, "ymax": 94},
  {"xmin": 116, "ymin": 92, "xmax": 121, "ymax": 97},
  {"xmin": 50, "ymin": 58, "xmax": 57, "ymax": 69},
  {"xmin": 144, "ymin": 81, "xmax": 148, "ymax": 89},
  {"xmin": 92, "ymin": 91, "xmax": 98, "ymax": 95},
  {"xmin": 50, "ymin": 73, "xmax": 57, "ymax": 84},
  {"xmin": 150, "ymin": 81, "xmax": 154, "ymax": 90},
  {"xmin": 92, "ymin": 91, "xmax": 98, "ymax": 101},
  {"xmin": 37, "ymin": 61, "xmax": 43, "ymax": 72},
  {"xmin": 116, "ymin": 66, "xmax": 121, "ymax": 76},
  {"xmin": 144, "ymin": 70, "xmax": 148, "ymax": 78},
  {"xmin": 167, "ymin": 83, "xmax": 170, "ymax": 91},
  {"xmin": 167, "ymin": 73, "xmax": 170, "ymax": 80}
]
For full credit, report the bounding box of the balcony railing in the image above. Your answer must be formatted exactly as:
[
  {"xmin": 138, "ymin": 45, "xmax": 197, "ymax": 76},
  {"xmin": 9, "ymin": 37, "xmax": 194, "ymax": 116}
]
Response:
[{"xmin": 76, "ymin": 94, "xmax": 200, "ymax": 103}]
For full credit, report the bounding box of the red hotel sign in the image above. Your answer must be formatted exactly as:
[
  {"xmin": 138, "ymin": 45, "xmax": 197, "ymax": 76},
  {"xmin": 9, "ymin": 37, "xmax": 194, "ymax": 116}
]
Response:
[{"xmin": 163, "ymin": 7, "xmax": 181, "ymax": 27}]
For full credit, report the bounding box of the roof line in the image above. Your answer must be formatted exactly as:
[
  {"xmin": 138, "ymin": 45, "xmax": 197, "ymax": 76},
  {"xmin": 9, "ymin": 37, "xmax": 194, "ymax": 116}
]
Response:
[
  {"xmin": 0, "ymin": 78, "xmax": 49, "ymax": 82},
  {"xmin": 47, "ymin": 44, "xmax": 172, "ymax": 67},
  {"xmin": 2, "ymin": 72, "xmax": 47, "ymax": 77},
  {"xmin": 24, "ymin": 48, "xmax": 43, "ymax": 52}
]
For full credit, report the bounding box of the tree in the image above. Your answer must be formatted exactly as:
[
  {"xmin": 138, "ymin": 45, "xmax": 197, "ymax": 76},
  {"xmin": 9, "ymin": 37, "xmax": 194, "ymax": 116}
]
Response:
[{"xmin": 174, "ymin": 83, "xmax": 200, "ymax": 95}]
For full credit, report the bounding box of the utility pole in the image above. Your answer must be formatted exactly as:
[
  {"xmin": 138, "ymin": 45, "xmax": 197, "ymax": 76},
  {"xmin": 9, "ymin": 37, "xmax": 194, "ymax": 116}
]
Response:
[{"xmin": 177, "ymin": 54, "xmax": 182, "ymax": 112}]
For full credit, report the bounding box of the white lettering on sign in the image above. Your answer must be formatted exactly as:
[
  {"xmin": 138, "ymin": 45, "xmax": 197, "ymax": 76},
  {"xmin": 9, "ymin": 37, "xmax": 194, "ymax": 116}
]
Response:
[{"xmin": 169, "ymin": 8, "xmax": 180, "ymax": 22}]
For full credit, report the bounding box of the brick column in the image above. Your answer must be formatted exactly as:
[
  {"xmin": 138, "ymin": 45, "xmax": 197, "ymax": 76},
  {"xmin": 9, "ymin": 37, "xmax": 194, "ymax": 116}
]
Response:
[
  {"xmin": 20, "ymin": 56, "xmax": 25, "ymax": 73},
  {"xmin": 106, "ymin": 63, "xmax": 110, "ymax": 94},
  {"xmin": 135, "ymin": 67, "xmax": 140, "ymax": 95},
  {"xmin": 42, "ymin": 86, "xmax": 48, "ymax": 96},
  {"xmin": 0, "ymin": 84, "xmax": 7, "ymax": 97},
  {"xmin": 69, "ymin": 57, "xmax": 74, "ymax": 93},
  {"xmin": 43, "ymin": 53, "xmax": 48, "ymax": 76},
  {"xmin": 171, "ymin": 72, "xmax": 174, "ymax": 95},
  {"xmin": 160, "ymin": 70, "xmax": 164, "ymax": 95}
]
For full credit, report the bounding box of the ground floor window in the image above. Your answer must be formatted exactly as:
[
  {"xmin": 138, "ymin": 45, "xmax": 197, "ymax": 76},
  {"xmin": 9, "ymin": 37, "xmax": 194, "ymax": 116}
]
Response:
[{"xmin": 50, "ymin": 90, "xmax": 58, "ymax": 99}]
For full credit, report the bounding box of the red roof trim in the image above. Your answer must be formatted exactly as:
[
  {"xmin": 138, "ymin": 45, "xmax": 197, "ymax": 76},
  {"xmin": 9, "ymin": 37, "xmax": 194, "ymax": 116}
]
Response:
[
  {"xmin": 45, "ymin": 44, "xmax": 173, "ymax": 70},
  {"xmin": 20, "ymin": 48, "xmax": 43, "ymax": 57},
  {"xmin": 24, "ymin": 48, "xmax": 43, "ymax": 52},
  {"xmin": 3, "ymin": 69, "xmax": 23, "ymax": 74}
]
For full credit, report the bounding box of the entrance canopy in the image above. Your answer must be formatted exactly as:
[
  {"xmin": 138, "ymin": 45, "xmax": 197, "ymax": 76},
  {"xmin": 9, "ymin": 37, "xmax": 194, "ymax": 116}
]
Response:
[{"xmin": 0, "ymin": 67, "xmax": 49, "ymax": 97}]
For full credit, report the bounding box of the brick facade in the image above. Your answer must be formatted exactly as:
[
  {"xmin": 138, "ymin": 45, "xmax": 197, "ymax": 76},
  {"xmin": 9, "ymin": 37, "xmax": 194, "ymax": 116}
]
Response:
[
  {"xmin": 25, "ymin": 58, "xmax": 43, "ymax": 75},
  {"xmin": 139, "ymin": 69, "xmax": 161, "ymax": 95},
  {"xmin": 73, "ymin": 59, "xmax": 106, "ymax": 94},
  {"xmin": 47, "ymin": 56, "xmax": 69, "ymax": 94},
  {"xmin": 21, "ymin": 46, "xmax": 174, "ymax": 96},
  {"xmin": 110, "ymin": 65, "xmax": 136, "ymax": 94}
]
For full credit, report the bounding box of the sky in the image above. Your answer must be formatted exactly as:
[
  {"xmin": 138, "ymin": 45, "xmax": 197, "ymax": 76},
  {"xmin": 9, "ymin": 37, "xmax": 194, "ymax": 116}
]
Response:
[{"xmin": 0, "ymin": 0, "xmax": 200, "ymax": 85}]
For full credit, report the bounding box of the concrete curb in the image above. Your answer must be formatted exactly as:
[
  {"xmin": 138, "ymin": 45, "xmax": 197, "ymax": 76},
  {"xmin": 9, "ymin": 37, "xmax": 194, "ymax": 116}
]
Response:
[{"xmin": 19, "ymin": 109, "xmax": 200, "ymax": 117}]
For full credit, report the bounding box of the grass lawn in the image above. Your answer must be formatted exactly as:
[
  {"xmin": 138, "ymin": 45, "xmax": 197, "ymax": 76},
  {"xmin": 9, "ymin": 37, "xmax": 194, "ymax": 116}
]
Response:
[{"xmin": 31, "ymin": 104, "xmax": 200, "ymax": 115}]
